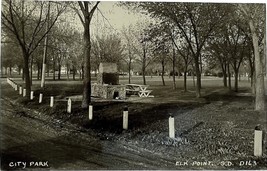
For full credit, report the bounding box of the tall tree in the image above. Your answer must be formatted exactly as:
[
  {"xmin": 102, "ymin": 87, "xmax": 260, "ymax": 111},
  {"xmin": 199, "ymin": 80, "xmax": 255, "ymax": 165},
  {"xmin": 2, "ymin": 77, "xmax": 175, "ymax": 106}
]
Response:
[
  {"xmin": 1, "ymin": 41, "xmax": 20, "ymax": 76},
  {"xmin": 2, "ymin": 0, "xmax": 65, "ymax": 98},
  {"xmin": 91, "ymin": 34, "xmax": 124, "ymax": 65},
  {"xmin": 146, "ymin": 22, "xmax": 172, "ymax": 86},
  {"xmin": 137, "ymin": 2, "xmax": 231, "ymax": 97},
  {"xmin": 75, "ymin": 1, "xmax": 100, "ymax": 108},
  {"xmin": 121, "ymin": 25, "xmax": 137, "ymax": 84},
  {"xmin": 239, "ymin": 4, "xmax": 266, "ymax": 111}
]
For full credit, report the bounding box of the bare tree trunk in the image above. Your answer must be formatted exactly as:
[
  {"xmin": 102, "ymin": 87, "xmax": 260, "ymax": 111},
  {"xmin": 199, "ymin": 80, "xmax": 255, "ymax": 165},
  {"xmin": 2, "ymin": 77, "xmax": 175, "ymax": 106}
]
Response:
[
  {"xmin": 22, "ymin": 67, "xmax": 25, "ymax": 81},
  {"xmin": 227, "ymin": 63, "xmax": 231, "ymax": 90},
  {"xmin": 195, "ymin": 58, "xmax": 201, "ymax": 97},
  {"xmin": 249, "ymin": 21, "xmax": 265, "ymax": 111},
  {"xmin": 73, "ymin": 65, "xmax": 76, "ymax": 80},
  {"xmin": 82, "ymin": 33, "xmax": 92, "ymax": 107},
  {"xmin": 220, "ymin": 62, "xmax": 227, "ymax": 87},
  {"xmin": 58, "ymin": 64, "xmax": 61, "ymax": 80},
  {"xmin": 23, "ymin": 52, "xmax": 31, "ymax": 98},
  {"xmin": 251, "ymin": 72, "xmax": 256, "ymax": 94},
  {"xmin": 53, "ymin": 57, "xmax": 56, "ymax": 80},
  {"xmin": 30, "ymin": 56, "xmax": 33, "ymax": 86},
  {"xmin": 9, "ymin": 66, "xmax": 12, "ymax": 76},
  {"xmin": 248, "ymin": 55, "xmax": 255, "ymax": 88},
  {"xmin": 66, "ymin": 63, "xmax": 69, "ymax": 80},
  {"xmin": 142, "ymin": 49, "xmax": 146, "ymax": 85},
  {"xmin": 234, "ymin": 70, "xmax": 239, "ymax": 92},
  {"xmin": 128, "ymin": 61, "xmax": 131, "ymax": 84},
  {"xmin": 82, "ymin": 17, "xmax": 92, "ymax": 108},
  {"xmin": 192, "ymin": 72, "xmax": 195, "ymax": 87},
  {"xmin": 172, "ymin": 46, "xmax": 176, "ymax": 89},
  {"xmin": 81, "ymin": 65, "xmax": 84, "ymax": 80},
  {"xmin": 79, "ymin": 1, "xmax": 99, "ymax": 108},
  {"xmin": 184, "ymin": 68, "xmax": 187, "ymax": 92},
  {"xmin": 37, "ymin": 64, "xmax": 40, "ymax": 80},
  {"xmin": 142, "ymin": 67, "xmax": 146, "ymax": 85},
  {"xmin": 223, "ymin": 72, "xmax": 227, "ymax": 87},
  {"xmin": 18, "ymin": 66, "xmax": 21, "ymax": 75},
  {"xmin": 161, "ymin": 60, "xmax": 165, "ymax": 86}
]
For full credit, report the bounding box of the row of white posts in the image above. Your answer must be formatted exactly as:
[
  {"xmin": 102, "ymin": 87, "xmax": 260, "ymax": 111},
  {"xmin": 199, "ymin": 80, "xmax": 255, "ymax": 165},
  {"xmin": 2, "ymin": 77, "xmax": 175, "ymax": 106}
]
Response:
[
  {"xmin": 7, "ymin": 78, "xmax": 29, "ymax": 98},
  {"xmin": 6, "ymin": 78, "xmax": 263, "ymax": 157},
  {"xmin": 7, "ymin": 78, "xmax": 18, "ymax": 91}
]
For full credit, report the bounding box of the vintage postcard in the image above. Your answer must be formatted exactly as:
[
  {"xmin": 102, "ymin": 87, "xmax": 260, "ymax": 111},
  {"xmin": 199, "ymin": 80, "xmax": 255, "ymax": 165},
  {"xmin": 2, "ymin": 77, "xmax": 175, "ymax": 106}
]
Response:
[{"xmin": 1, "ymin": 0, "xmax": 266, "ymax": 170}]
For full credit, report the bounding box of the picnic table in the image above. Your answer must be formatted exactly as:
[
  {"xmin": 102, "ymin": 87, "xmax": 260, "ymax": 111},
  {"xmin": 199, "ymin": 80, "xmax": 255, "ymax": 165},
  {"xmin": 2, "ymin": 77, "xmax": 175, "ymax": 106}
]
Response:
[{"xmin": 125, "ymin": 84, "xmax": 153, "ymax": 97}]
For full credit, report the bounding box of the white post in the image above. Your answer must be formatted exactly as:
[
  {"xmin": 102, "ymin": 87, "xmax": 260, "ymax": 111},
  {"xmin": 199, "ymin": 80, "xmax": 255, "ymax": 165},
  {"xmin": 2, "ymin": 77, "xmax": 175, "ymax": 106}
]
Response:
[
  {"xmin": 67, "ymin": 98, "xmax": 72, "ymax": 113},
  {"xmin": 19, "ymin": 86, "xmax": 22, "ymax": 95},
  {"xmin": 30, "ymin": 91, "xmax": 34, "ymax": 100},
  {"xmin": 89, "ymin": 105, "xmax": 93, "ymax": 120},
  {"xmin": 23, "ymin": 89, "xmax": 26, "ymax": 97},
  {"xmin": 15, "ymin": 84, "xmax": 18, "ymax": 91},
  {"xmin": 39, "ymin": 93, "xmax": 43, "ymax": 103},
  {"xmin": 169, "ymin": 115, "xmax": 175, "ymax": 138},
  {"xmin": 50, "ymin": 96, "xmax": 54, "ymax": 107},
  {"xmin": 123, "ymin": 107, "xmax": 128, "ymax": 130},
  {"xmin": 254, "ymin": 126, "xmax": 263, "ymax": 157}
]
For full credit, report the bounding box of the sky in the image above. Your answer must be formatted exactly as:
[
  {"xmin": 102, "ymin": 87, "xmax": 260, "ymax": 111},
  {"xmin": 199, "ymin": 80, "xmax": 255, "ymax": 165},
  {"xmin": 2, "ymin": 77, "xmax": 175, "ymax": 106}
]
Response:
[
  {"xmin": 65, "ymin": 2, "xmax": 149, "ymax": 36},
  {"xmin": 90, "ymin": 2, "xmax": 149, "ymax": 36},
  {"xmin": 68, "ymin": 1, "xmax": 266, "ymax": 37}
]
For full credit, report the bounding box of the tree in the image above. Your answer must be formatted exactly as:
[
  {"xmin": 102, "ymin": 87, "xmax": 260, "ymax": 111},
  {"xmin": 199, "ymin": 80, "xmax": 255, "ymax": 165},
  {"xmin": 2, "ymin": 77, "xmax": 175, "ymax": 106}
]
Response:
[
  {"xmin": 145, "ymin": 22, "xmax": 172, "ymax": 86},
  {"xmin": 209, "ymin": 18, "xmax": 249, "ymax": 92},
  {"xmin": 137, "ymin": 2, "xmax": 231, "ymax": 97},
  {"xmin": 169, "ymin": 24, "xmax": 193, "ymax": 91},
  {"xmin": 1, "ymin": 41, "xmax": 20, "ymax": 76},
  {"xmin": 74, "ymin": 1, "xmax": 100, "ymax": 108},
  {"xmin": 239, "ymin": 4, "xmax": 266, "ymax": 111},
  {"xmin": 176, "ymin": 42, "xmax": 193, "ymax": 92},
  {"xmin": 69, "ymin": 31, "xmax": 84, "ymax": 80},
  {"xmin": 226, "ymin": 22, "xmax": 248, "ymax": 92},
  {"xmin": 207, "ymin": 41, "xmax": 230, "ymax": 88},
  {"xmin": 132, "ymin": 22, "xmax": 157, "ymax": 85},
  {"xmin": 121, "ymin": 25, "xmax": 138, "ymax": 84},
  {"xmin": 2, "ymin": 0, "xmax": 65, "ymax": 98},
  {"xmin": 91, "ymin": 33, "xmax": 124, "ymax": 66}
]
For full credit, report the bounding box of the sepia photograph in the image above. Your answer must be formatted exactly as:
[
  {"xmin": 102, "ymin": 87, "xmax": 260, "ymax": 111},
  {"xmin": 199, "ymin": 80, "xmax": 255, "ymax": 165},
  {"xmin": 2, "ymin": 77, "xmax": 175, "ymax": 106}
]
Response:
[{"xmin": 0, "ymin": 0, "xmax": 266, "ymax": 170}]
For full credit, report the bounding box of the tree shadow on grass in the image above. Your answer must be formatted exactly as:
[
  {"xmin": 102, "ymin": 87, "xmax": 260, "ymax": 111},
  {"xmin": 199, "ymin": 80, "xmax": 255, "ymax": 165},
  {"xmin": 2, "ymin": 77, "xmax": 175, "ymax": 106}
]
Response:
[
  {"xmin": 203, "ymin": 91, "xmax": 254, "ymax": 103},
  {"xmin": 82, "ymin": 102, "xmax": 204, "ymax": 135}
]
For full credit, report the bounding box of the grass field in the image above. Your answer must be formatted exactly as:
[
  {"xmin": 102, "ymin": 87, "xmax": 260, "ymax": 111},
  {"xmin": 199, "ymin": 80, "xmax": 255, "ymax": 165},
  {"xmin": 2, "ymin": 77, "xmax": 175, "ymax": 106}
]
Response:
[{"xmin": 1, "ymin": 74, "xmax": 267, "ymax": 169}]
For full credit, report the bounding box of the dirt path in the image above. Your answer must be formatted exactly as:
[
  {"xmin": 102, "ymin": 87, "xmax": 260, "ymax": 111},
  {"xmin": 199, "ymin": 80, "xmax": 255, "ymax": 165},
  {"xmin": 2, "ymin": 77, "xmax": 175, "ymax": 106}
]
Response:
[{"xmin": 0, "ymin": 97, "xmax": 178, "ymax": 170}]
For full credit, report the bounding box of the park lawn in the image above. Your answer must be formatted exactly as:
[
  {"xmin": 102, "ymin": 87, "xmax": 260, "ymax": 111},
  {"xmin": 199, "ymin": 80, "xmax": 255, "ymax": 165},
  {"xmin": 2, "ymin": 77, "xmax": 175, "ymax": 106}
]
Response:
[{"xmin": 1, "ymin": 76, "xmax": 267, "ymax": 169}]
